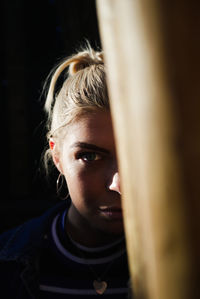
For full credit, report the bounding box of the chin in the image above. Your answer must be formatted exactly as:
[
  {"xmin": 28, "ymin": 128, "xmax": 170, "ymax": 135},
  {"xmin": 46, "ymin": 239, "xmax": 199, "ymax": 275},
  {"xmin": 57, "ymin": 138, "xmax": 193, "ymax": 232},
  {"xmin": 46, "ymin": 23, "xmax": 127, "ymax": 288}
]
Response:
[{"xmin": 105, "ymin": 222, "xmax": 125, "ymax": 236}]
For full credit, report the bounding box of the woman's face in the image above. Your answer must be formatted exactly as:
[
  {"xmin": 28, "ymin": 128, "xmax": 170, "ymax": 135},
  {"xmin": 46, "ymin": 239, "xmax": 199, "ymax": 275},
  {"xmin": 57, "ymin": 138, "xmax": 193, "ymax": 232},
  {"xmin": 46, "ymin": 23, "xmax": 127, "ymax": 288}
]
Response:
[{"xmin": 53, "ymin": 110, "xmax": 123, "ymax": 245}]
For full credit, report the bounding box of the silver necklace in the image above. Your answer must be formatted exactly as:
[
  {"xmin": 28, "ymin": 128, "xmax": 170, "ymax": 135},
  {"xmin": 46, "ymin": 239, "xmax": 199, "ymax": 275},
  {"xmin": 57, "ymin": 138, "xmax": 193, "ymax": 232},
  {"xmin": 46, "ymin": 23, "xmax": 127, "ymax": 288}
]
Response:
[
  {"xmin": 86, "ymin": 257, "xmax": 115, "ymax": 295},
  {"xmin": 67, "ymin": 231, "xmax": 125, "ymax": 295},
  {"xmin": 63, "ymin": 211, "xmax": 125, "ymax": 294}
]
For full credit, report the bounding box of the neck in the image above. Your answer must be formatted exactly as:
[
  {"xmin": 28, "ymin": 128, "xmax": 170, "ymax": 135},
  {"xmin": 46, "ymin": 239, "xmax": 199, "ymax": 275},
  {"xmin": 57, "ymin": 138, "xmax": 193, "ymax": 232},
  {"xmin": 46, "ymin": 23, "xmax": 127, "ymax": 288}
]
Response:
[{"xmin": 66, "ymin": 205, "xmax": 124, "ymax": 247}]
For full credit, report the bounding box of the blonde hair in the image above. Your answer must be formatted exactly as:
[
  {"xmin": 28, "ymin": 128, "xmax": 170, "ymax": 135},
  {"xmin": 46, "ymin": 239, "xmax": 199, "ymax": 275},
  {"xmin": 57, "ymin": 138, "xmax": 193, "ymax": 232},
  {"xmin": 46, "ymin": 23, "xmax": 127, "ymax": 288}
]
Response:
[{"xmin": 43, "ymin": 44, "xmax": 109, "ymax": 171}]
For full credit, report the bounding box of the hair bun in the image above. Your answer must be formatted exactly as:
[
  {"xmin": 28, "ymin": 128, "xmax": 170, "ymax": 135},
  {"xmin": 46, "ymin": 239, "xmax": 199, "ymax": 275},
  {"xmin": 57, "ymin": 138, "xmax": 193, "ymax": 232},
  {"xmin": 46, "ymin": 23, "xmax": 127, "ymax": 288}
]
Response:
[
  {"xmin": 69, "ymin": 50, "xmax": 103, "ymax": 75},
  {"xmin": 44, "ymin": 45, "xmax": 104, "ymax": 114}
]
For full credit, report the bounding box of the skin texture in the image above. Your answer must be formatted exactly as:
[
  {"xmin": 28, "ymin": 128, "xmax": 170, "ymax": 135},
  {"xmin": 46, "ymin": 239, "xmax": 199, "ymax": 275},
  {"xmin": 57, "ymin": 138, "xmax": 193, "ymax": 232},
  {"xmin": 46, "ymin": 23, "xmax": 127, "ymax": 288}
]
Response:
[{"xmin": 52, "ymin": 110, "xmax": 123, "ymax": 247}]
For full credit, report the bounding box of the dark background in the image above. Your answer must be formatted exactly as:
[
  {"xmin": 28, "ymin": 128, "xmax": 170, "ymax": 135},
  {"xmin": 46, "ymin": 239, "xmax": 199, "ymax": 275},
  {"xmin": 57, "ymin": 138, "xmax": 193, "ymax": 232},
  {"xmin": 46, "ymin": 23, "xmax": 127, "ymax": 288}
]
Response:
[{"xmin": 1, "ymin": 0, "xmax": 101, "ymax": 232}]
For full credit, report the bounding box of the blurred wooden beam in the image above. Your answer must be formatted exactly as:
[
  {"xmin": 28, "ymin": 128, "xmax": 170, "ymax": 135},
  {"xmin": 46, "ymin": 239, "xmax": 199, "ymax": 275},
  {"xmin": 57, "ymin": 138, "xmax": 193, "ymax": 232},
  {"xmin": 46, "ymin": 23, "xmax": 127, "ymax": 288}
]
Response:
[{"xmin": 96, "ymin": 1, "xmax": 200, "ymax": 298}]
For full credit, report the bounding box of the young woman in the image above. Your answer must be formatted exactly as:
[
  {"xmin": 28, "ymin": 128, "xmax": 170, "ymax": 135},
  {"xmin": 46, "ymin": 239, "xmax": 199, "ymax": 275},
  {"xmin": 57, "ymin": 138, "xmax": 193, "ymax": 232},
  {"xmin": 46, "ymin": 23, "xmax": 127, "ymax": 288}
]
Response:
[{"xmin": 0, "ymin": 45, "xmax": 130, "ymax": 298}]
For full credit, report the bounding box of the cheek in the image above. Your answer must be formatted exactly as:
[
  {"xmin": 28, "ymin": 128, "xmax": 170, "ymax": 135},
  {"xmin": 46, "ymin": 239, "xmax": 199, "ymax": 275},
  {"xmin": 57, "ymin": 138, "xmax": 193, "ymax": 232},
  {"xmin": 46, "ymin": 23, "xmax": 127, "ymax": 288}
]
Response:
[{"xmin": 64, "ymin": 165, "xmax": 105, "ymax": 200}]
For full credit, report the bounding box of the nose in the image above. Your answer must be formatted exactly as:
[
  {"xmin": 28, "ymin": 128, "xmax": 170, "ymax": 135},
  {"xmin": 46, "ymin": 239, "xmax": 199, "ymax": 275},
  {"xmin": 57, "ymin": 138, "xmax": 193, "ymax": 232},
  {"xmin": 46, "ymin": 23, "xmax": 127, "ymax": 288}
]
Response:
[{"xmin": 109, "ymin": 172, "xmax": 121, "ymax": 195}]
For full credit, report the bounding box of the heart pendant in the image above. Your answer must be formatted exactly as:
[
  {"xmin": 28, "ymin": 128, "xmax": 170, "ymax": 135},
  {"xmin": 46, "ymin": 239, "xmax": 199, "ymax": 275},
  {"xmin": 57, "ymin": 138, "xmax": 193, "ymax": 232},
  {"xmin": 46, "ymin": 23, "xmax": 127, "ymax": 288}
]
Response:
[{"xmin": 93, "ymin": 280, "xmax": 107, "ymax": 295}]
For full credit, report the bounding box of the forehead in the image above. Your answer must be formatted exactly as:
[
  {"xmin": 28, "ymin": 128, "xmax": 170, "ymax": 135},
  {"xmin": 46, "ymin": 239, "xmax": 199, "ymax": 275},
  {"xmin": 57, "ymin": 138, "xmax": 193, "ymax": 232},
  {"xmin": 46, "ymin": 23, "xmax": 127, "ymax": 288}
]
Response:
[{"xmin": 63, "ymin": 111, "xmax": 116, "ymax": 149}]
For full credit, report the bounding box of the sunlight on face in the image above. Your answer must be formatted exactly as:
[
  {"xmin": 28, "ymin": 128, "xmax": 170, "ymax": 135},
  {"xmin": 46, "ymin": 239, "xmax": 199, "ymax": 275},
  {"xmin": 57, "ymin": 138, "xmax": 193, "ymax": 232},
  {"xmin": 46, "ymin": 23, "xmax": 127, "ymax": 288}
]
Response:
[{"xmin": 57, "ymin": 111, "xmax": 123, "ymax": 245}]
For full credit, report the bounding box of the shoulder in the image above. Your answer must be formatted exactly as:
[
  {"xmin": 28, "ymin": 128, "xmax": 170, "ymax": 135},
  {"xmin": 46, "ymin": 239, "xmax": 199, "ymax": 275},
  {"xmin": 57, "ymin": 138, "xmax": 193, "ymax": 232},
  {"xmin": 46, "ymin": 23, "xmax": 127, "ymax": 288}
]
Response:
[{"xmin": 0, "ymin": 201, "xmax": 68, "ymax": 261}]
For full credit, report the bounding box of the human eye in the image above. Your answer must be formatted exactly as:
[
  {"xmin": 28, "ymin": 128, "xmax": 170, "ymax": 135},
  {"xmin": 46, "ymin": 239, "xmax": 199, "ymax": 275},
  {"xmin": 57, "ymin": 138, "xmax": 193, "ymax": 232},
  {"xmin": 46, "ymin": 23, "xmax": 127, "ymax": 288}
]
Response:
[{"xmin": 77, "ymin": 152, "xmax": 101, "ymax": 162}]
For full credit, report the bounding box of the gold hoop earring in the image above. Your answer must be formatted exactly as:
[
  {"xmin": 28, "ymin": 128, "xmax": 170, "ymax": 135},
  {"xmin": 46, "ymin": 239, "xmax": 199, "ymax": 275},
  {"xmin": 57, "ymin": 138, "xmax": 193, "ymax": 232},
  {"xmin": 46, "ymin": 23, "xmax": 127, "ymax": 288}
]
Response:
[
  {"xmin": 56, "ymin": 173, "xmax": 64, "ymax": 194},
  {"xmin": 56, "ymin": 173, "xmax": 69, "ymax": 200}
]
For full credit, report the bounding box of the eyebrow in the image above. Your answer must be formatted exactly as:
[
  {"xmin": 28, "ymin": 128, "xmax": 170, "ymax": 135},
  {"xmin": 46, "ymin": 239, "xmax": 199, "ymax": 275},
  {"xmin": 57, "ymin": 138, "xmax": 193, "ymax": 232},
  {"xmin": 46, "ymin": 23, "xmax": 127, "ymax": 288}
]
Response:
[{"xmin": 71, "ymin": 142, "xmax": 110, "ymax": 154}]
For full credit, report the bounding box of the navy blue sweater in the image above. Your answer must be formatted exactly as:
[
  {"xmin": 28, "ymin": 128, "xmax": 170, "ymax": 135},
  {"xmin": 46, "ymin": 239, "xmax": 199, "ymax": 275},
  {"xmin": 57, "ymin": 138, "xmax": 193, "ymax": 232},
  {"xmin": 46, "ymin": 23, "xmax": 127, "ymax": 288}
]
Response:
[
  {"xmin": 0, "ymin": 202, "xmax": 67, "ymax": 298},
  {"xmin": 0, "ymin": 201, "xmax": 130, "ymax": 299}
]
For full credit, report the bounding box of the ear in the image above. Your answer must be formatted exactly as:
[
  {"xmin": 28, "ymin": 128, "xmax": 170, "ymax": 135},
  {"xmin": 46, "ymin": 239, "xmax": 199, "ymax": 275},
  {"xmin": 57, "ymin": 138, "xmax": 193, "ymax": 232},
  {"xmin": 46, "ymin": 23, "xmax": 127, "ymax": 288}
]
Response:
[{"xmin": 49, "ymin": 138, "xmax": 63, "ymax": 174}]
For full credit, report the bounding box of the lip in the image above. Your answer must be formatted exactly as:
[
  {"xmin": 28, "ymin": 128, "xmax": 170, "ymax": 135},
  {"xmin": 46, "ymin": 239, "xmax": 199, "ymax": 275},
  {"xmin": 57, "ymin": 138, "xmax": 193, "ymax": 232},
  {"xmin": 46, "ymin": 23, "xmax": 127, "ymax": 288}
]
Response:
[{"xmin": 98, "ymin": 207, "xmax": 123, "ymax": 220}]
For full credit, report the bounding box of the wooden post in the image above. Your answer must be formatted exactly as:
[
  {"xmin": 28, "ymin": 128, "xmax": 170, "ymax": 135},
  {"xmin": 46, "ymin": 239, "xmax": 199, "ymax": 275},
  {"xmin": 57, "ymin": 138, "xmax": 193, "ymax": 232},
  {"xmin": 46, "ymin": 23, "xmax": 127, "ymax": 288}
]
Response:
[{"xmin": 96, "ymin": 1, "xmax": 200, "ymax": 299}]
